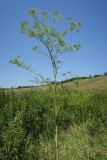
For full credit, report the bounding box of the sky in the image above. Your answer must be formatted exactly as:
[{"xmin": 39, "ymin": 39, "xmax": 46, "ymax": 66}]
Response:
[{"xmin": 0, "ymin": 0, "xmax": 107, "ymax": 88}]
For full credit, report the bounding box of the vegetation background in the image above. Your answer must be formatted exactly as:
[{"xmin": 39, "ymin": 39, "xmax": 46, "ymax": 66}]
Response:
[
  {"xmin": 0, "ymin": 0, "xmax": 107, "ymax": 159},
  {"xmin": 0, "ymin": 75, "xmax": 107, "ymax": 159}
]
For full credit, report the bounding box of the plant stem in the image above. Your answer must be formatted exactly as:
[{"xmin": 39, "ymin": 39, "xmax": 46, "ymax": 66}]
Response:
[
  {"xmin": 52, "ymin": 62, "xmax": 59, "ymax": 160},
  {"xmin": 54, "ymin": 82, "xmax": 59, "ymax": 160}
]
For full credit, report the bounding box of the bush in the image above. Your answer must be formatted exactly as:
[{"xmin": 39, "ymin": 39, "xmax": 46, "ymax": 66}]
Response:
[{"xmin": 0, "ymin": 90, "xmax": 107, "ymax": 159}]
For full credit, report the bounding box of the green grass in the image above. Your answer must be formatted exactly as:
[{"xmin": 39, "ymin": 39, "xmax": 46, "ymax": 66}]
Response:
[
  {"xmin": 39, "ymin": 124, "xmax": 107, "ymax": 160},
  {"xmin": 0, "ymin": 87, "xmax": 107, "ymax": 159}
]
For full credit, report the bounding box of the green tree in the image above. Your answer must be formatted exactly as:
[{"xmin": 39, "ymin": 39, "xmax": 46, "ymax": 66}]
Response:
[
  {"xmin": 104, "ymin": 72, "xmax": 107, "ymax": 76},
  {"xmin": 10, "ymin": 9, "xmax": 81, "ymax": 160}
]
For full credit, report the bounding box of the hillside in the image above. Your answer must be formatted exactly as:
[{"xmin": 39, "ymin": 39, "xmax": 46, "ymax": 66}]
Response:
[
  {"xmin": 1, "ymin": 81, "xmax": 107, "ymax": 159},
  {"xmin": 2, "ymin": 75, "xmax": 107, "ymax": 93},
  {"xmin": 63, "ymin": 75, "xmax": 107, "ymax": 92}
]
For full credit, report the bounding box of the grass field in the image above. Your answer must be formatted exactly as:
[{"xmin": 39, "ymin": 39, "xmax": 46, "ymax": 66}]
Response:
[
  {"xmin": 3, "ymin": 75, "xmax": 107, "ymax": 94},
  {"xmin": 63, "ymin": 75, "xmax": 107, "ymax": 92},
  {"xmin": 0, "ymin": 76, "xmax": 107, "ymax": 159}
]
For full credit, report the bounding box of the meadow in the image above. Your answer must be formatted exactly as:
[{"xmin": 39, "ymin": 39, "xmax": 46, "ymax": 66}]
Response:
[{"xmin": 0, "ymin": 79, "xmax": 107, "ymax": 159}]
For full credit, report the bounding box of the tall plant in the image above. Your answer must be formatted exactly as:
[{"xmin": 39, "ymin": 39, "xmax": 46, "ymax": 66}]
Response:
[{"xmin": 10, "ymin": 9, "xmax": 81, "ymax": 160}]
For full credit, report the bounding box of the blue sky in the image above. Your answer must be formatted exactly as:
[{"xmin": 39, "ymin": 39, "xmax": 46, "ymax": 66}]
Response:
[{"xmin": 0, "ymin": 0, "xmax": 107, "ymax": 88}]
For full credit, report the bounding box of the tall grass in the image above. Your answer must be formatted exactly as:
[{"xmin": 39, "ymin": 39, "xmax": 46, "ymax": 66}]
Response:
[{"xmin": 0, "ymin": 88, "xmax": 107, "ymax": 159}]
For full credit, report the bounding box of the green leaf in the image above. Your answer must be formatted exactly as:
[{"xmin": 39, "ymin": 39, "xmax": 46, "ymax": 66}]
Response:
[
  {"xmin": 20, "ymin": 21, "xmax": 28, "ymax": 33},
  {"xmin": 9, "ymin": 57, "xmax": 33, "ymax": 71},
  {"xmin": 73, "ymin": 43, "xmax": 81, "ymax": 50},
  {"xmin": 66, "ymin": 17, "xmax": 71, "ymax": 21},
  {"xmin": 41, "ymin": 12, "xmax": 48, "ymax": 20},
  {"xmin": 71, "ymin": 22, "xmax": 81, "ymax": 32},
  {"xmin": 54, "ymin": 11, "xmax": 62, "ymax": 22},
  {"xmin": 28, "ymin": 29, "xmax": 36, "ymax": 37},
  {"xmin": 32, "ymin": 46, "xmax": 38, "ymax": 51},
  {"xmin": 58, "ymin": 39, "xmax": 65, "ymax": 47},
  {"xmin": 71, "ymin": 22, "xmax": 77, "ymax": 28},
  {"xmin": 29, "ymin": 9, "xmax": 37, "ymax": 16}
]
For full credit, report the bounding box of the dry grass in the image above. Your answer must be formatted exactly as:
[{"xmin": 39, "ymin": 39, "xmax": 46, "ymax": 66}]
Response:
[
  {"xmin": 63, "ymin": 76, "xmax": 107, "ymax": 92},
  {"xmin": 2, "ymin": 76, "xmax": 107, "ymax": 94}
]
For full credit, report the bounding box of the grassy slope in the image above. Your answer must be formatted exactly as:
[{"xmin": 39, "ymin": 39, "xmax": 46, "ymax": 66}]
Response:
[
  {"xmin": 1, "ymin": 76, "xmax": 107, "ymax": 159},
  {"xmin": 64, "ymin": 76, "xmax": 107, "ymax": 92},
  {"xmin": 3, "ymin": 75, "xmax": 107, "ymax": 93}
]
